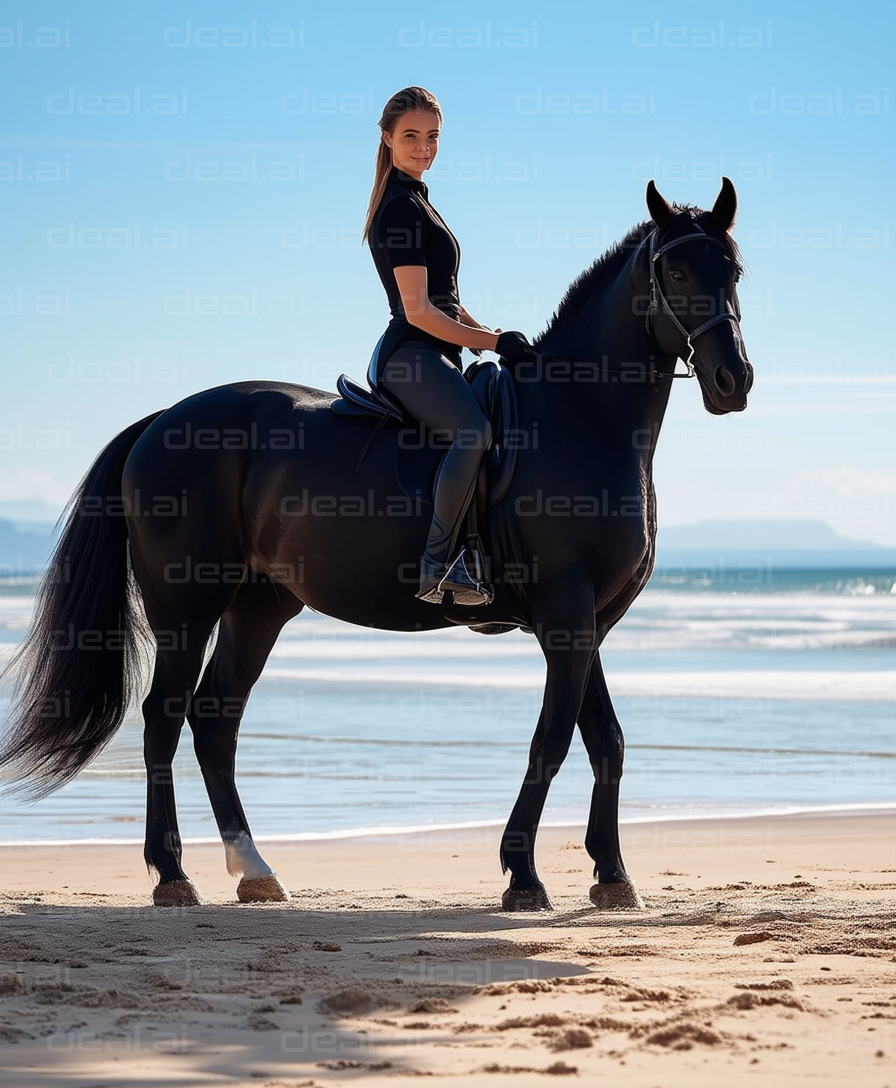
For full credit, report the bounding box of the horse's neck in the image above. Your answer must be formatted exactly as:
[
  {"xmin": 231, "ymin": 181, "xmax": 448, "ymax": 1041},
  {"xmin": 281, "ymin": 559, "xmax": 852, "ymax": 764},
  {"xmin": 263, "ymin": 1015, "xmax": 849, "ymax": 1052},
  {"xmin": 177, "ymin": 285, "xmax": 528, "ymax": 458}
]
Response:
[
  {"xmin": 530, "ymin": 262, "xmax": 675, "ymax": 464},
  {"xmin": 540, "ymin": 254, "xmax": 648, "ymax": 362}
]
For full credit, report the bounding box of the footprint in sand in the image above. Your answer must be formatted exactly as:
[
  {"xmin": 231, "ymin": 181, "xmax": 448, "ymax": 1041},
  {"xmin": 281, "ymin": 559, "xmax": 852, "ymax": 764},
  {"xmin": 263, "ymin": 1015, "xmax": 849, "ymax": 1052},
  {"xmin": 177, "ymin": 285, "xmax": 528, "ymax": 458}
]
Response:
[
  {"xmin": 733, "ymin": 931, "xmax": 775, "ymax": 946},
  {"xmin": 311, "ymin": 940, "xmax": 342, "ymax": 952},
  {"xmin": 407, "ymin": 998, "xmax": 459, "ymax": 1014},
  {"xmin": 727, "ymin": 992, "xmax": 805, "ymax": 1011},
  {"xmin": 479, "ymin": 1062, "xmax": 579, "ymax": 1075},
  {"xmin": 549, "ymin": 1028, "xmax": 593, "ymax": 1051},
  {"xmin": 646, "ymin": 1022, "xmax": 724, "ymax": 1050},
  {"xmin": 734, "ymin": 980, "xmax": 794, "ymax": 992},
  {"xmin": 318, "ymin": 990, "xmax": 387, "ymax": 1016}
]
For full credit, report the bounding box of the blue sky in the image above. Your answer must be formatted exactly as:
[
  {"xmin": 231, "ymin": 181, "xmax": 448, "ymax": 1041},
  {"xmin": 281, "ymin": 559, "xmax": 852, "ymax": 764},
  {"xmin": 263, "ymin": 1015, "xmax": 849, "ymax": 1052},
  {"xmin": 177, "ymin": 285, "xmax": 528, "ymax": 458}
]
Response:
[{"xmin": 2, "ymin": 0, "xmax": 894, "ymax": 543}]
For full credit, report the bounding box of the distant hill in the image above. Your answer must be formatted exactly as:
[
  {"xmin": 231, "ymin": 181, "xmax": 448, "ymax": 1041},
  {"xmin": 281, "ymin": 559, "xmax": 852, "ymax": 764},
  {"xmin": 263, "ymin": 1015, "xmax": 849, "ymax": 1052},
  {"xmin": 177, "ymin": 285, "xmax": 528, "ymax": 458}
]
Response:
[
  {"xmin": 0, "ymin": 519, "xmax": 57, "ymax": 576},
  {"xmin": 656, "ymin": 519, "xmax": 896, "ymax": 569},
  {"xmin": 0, "ymin": 499, "xmax": 62, "ymax": 525},
  {"xmin": 2, "ymin": 516, "xmax": 894, "ymax": 578}
]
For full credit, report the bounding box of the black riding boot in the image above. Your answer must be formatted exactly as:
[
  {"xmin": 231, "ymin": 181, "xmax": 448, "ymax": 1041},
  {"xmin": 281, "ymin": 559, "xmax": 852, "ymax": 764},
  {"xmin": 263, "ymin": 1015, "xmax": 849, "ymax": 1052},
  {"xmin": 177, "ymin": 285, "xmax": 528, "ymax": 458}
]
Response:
[
  {"xmin": 416, "ymin": 513, "xmax": 493, "ymax": 607},
  {"xmin": 377, "ymin": 340, "xmax": 494, "ymax": 607}
]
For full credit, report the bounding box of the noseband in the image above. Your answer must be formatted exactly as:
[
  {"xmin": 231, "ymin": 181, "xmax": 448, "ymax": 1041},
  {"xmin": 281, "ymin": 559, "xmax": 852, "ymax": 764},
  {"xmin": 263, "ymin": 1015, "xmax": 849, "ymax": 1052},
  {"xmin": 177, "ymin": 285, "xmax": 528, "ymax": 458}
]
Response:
[{"xmin": 641, "ymin": 226, "xmax": 743, "ymax": 378}]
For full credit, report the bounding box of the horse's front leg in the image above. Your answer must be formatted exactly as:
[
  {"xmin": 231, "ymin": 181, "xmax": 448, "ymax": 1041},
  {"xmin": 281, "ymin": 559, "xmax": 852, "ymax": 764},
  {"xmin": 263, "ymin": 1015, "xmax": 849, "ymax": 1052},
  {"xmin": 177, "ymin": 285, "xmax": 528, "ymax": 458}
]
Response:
[
  {"xmin": 500, "ymin": 590, "xmax": 596, "ymax": 911},
  {"xmin": 577, "ymin": 652, "xmax": 645, "ymax": 909}
]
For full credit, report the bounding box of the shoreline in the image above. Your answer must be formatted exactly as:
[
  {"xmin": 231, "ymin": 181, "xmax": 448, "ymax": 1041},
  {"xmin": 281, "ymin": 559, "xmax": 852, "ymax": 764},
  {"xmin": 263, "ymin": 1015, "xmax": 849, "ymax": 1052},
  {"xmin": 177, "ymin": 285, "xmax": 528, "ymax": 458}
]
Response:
[
  {"xmin": 1, "ymin": 801, "xmax": 894, "ymax": 848},
  {"xmin": 2, "ymin": 810, "xmax": 893, "ymax": 898}
]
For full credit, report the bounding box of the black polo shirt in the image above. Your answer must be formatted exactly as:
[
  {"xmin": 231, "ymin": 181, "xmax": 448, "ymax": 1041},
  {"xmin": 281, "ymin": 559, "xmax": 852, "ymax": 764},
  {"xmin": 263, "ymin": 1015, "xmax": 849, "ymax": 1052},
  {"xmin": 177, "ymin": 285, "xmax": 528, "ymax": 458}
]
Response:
[{"xmin": 367, "ymin": 166, "xmax": 463, "ymax": 366}]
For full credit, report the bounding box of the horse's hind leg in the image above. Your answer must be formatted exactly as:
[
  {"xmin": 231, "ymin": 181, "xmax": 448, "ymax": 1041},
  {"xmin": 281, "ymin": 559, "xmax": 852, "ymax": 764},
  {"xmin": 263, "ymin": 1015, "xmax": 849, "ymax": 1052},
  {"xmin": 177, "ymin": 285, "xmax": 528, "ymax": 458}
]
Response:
[
  {"xmin": 187, "ymin": 578, "xmax": 304, "ymax": 903},
  {"xmin": 577, "ymin": 653, "xmax": 644, "ymax": 909},
  {"xmin": 143, "ymin": 614, "xmax": 221, "ymax": 907}
]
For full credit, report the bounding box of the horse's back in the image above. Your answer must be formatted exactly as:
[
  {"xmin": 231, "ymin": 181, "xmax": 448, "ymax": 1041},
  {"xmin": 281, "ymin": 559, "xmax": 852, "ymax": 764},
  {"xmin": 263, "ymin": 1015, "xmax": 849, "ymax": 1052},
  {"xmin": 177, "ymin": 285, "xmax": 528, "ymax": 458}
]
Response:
[{"xmin": 122, "ymin": 380, "xmax": 351, "ymax": 481}]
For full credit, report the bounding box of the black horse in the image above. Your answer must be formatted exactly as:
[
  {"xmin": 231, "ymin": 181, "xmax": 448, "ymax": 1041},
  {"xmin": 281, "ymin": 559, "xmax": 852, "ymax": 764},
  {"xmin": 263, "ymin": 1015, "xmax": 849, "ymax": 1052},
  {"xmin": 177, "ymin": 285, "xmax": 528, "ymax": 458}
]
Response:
[{"xmin": 0, "ymin": 179, "xmax": 752, "ymax": 909}]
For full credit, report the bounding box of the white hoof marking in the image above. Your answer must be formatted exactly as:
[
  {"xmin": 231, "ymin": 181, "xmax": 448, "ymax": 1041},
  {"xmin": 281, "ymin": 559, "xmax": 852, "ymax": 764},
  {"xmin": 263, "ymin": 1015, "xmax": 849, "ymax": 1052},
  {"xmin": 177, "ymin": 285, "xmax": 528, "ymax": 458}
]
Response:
[{"xmin": 224, "ymin": 832, "xmax": 275, "ymax": 879}]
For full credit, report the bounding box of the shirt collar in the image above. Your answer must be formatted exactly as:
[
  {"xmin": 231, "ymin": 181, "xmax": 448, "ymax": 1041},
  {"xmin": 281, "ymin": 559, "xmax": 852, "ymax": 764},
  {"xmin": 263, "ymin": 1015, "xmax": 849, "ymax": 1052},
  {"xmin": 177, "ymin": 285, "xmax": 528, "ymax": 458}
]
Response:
[{"xmin": 388, "ymin": 165, "xmax": 428, "ymax": 200}]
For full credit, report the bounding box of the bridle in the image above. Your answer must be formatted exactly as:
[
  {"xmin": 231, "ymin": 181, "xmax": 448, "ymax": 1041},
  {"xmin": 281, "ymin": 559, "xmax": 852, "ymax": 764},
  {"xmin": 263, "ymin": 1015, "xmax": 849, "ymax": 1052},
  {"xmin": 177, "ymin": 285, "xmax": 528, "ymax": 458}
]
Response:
[
  {"xmin": 528, "ymin": 223, "xmax": 743, "ymax": 380},
  {"xmin": 640, "ymin": 224, "xmax": 743, "ymax": 378},
  {"xmin": 502, "ymin": 223, "xmax": 745, "ymax": 383}
]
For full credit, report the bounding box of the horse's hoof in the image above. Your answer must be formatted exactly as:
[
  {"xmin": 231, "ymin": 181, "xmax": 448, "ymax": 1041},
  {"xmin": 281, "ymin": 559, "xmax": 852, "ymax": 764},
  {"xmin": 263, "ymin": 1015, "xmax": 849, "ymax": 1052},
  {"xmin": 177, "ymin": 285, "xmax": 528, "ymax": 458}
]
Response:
[
  {"xmin": 153, "ymin": 879, "xmax": 203, "ymax": 907},
  {"xmin": 589, "ymin": 880, "xmax": 645, "ymax": 910},
  {"xmin": 237, "ymin": 875, "xmax": 290, "ymax": 903},
  {"xmin": 502, "ymin": 885, "xmax": 553, "ymax": 912}
]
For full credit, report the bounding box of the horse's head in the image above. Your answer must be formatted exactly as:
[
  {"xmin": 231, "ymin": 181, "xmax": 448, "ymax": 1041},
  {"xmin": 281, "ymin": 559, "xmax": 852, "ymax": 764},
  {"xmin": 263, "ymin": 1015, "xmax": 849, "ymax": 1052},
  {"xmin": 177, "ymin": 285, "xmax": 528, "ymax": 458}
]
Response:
[{"xmin": 645, "ymin": 178, "xmax": 754, "ymax": 414}]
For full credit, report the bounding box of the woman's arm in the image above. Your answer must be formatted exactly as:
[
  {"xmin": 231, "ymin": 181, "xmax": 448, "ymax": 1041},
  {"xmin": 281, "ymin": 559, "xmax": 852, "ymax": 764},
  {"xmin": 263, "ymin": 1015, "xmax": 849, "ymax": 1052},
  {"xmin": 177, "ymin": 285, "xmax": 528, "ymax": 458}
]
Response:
[{"xmin": 393, "ymin": 266, "xmax": 500, "ymax": 351}]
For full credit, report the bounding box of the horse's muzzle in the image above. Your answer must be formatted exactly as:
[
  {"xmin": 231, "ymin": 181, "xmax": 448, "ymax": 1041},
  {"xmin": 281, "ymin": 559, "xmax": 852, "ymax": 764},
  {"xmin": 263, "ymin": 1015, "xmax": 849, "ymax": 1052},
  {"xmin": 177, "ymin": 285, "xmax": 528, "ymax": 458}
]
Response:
[
  {"xmin": 701, "ymin": 326, "xmax": 753, "ymax": 413},
  {"xmin": 703, "ymin": 361, "xmax": 751, "ymax": 414},
  {"xmin": 714, "ymin": 365, "xmax": 736, "ymax": 396}
]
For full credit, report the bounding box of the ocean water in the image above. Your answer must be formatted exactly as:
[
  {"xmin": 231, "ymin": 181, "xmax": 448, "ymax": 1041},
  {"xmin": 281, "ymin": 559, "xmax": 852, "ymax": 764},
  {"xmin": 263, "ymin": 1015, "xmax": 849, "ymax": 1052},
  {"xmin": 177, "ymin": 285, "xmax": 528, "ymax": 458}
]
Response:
[{"xmin": 0, "ymin": 569, "xmax": 893, "ymax": 844}]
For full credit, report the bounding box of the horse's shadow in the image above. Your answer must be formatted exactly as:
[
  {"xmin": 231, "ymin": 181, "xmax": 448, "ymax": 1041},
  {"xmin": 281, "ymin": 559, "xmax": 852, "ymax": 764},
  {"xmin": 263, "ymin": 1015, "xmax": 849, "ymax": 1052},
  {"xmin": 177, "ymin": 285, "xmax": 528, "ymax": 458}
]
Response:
[{"xmin": 1, "ymin": 899, "xmax": 614, "ymax": 1078}]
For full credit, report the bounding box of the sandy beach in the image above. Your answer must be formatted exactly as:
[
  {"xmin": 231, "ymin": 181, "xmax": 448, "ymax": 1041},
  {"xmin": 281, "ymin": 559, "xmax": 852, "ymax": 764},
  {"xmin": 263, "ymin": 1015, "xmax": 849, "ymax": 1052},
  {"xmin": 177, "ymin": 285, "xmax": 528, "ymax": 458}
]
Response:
[{"xmin": 0, "ymin": 811, "xmax": 894, "ymax": 1087}]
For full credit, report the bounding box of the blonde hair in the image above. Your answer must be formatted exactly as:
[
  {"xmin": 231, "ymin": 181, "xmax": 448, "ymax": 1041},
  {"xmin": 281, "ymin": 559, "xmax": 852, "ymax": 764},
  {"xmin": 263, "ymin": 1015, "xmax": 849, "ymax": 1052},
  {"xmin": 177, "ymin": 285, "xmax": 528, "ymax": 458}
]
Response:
[{"xmin": 362, "ymin": 86, "xmax": 442, "ymax": 244}]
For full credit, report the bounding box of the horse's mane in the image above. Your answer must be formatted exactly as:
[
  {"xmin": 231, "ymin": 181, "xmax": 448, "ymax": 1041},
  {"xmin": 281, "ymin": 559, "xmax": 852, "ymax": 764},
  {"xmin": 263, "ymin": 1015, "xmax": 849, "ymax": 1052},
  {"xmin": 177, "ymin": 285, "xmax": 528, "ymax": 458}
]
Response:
[{"xmin": 533, "ymin": 205, "xmax": 745, "ymax": 347}]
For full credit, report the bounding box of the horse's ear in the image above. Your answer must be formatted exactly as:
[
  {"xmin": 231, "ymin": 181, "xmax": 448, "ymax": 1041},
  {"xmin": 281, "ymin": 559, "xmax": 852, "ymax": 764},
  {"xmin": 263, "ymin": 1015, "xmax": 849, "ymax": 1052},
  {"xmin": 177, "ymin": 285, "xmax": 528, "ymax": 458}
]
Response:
[
  {"xmin": 711, "ymin": 176, "xmax": 737, "ymax": 231},
  {"xmin": 646, "ymin": 180, "xmax": 674, "ymax": 229}
]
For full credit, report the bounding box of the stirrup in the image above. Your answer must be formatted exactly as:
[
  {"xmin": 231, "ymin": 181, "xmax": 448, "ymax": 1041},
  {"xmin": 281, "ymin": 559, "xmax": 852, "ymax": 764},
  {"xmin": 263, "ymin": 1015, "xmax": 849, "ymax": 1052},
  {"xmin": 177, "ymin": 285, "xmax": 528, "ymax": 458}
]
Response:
[
  {"xmin": 415, "ymin": 582, "xmax": 445, "ymax": 605},
  {"xmin": 415, "ymin": 546, "xmax": 448, "ymax": 603},
  {"xmin": 439, "ymin": 547, "xmax": 494, "ymax": 607}
]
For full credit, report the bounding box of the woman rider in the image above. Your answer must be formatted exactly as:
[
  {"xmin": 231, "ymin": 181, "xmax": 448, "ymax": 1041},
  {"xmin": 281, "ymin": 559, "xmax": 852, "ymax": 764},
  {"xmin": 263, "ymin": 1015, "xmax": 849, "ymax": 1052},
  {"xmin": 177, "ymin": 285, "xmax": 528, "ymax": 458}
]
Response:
[{"xmin": 363, "ymin": 86, "xmax": 535, "ymax": 605}]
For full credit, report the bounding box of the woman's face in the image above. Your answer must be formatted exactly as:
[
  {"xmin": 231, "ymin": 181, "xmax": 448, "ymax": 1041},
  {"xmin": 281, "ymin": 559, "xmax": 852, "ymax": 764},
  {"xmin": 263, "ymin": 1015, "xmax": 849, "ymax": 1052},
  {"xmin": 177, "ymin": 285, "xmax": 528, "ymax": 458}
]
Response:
[{"xmin": 383, "ymin": 109, "xmax": 440, "ymax": 180}]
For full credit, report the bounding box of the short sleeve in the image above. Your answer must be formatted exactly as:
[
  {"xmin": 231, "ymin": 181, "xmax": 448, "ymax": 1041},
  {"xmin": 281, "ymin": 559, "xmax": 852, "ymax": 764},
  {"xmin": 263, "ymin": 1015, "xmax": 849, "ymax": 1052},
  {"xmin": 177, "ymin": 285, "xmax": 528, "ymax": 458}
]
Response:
[{"xmin": 375, "ymin": 195, "xmax": 427, "ymax": 268}]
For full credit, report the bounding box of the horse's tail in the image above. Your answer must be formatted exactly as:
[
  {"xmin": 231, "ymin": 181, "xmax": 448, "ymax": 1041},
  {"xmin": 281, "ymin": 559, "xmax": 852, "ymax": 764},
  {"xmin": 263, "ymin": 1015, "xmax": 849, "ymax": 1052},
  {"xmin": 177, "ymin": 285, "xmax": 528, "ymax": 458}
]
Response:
[{"xmin": 0, "ymin": 409, "xmax": 167, "ymax": 796}]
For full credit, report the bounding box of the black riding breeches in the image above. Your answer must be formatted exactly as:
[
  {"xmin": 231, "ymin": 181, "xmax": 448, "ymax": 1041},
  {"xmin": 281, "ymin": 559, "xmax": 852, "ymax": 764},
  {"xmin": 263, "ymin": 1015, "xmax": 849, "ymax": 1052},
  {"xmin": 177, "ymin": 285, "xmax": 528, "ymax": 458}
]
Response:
[{"xmin": 379, "ymin": 340, "xmax": 493, "ymax": 554}]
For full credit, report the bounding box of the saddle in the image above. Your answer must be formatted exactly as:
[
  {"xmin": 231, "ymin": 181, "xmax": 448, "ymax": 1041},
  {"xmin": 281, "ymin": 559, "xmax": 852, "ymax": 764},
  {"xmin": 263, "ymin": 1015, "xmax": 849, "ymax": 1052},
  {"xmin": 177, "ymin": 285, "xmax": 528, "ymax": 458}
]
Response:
[
  {"xmin": 329, "ymin": 357, "xmax": 520, "ymax": 599},
  {"xmin": 330, "ymin": 357, "xmax": 518, "ymax": 508}
]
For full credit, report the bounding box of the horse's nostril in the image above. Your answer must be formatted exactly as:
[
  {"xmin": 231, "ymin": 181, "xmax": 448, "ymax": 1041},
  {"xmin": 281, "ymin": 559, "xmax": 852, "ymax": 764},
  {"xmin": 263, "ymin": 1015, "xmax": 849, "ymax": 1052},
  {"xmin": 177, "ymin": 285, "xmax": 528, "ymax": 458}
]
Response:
[{"xmin": 714, "ymin": 366, "xmax": 735, "ymax": 395}]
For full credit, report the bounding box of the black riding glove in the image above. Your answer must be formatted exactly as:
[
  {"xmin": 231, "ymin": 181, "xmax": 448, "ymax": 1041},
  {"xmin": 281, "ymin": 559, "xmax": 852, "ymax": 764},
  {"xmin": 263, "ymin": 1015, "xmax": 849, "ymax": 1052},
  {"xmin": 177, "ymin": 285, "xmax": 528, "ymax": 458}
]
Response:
[{"xmin": 495, "ymin": 330, "xmax": 537, "ymax": 364}]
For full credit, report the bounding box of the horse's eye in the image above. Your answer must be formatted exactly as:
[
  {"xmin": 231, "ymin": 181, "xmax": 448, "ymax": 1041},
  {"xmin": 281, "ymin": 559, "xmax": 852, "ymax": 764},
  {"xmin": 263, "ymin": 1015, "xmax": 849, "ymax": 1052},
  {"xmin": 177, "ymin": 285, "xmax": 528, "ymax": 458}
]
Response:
[{"xmin": 669, "ymin": 270, "xmax": 686, "ymax": 282}]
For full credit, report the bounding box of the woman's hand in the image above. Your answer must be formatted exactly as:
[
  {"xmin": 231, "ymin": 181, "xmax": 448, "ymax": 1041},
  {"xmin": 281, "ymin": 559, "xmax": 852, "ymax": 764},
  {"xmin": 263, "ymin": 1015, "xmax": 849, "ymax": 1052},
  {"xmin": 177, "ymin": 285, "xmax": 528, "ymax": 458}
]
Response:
[
  {"xmin": 495, "ymin": 330, "xmax": 537, "ymax": 364},
  {"xmin": 458, "ymin": 305, "xmax": 501, "ymax": 336}
]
